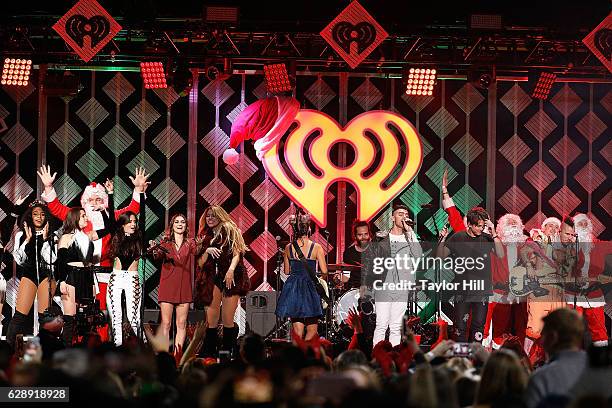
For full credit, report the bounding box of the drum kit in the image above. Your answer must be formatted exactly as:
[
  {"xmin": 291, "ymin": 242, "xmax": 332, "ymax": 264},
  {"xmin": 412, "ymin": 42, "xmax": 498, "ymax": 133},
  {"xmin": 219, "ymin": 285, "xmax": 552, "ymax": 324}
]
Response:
[{"xmin": 321, "ymin": 263, "xmax": 376, "ymax": 342}]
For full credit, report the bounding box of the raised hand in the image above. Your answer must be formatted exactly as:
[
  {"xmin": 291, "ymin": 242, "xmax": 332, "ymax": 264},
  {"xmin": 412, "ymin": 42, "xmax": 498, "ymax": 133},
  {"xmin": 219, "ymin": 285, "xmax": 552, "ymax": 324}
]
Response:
[
  {"xmin": 37, "ymin": 165, "xmax": 57, "ymax": 189},
  {"xmin": 442, "ymin": 168, "xmax": 448, "ymax": 191},
  {"xmin": 439, "ymin": 225, "xmax": 449, "ymax": 242},
  {"xmin": 15, "ymin": 195, "xmax": 27, "ymax": 207},
  {"xmin": 23, "ymin": 222, "xmax": 32, "ymax": 243},
  {"xmin": 104, "ymin": 178, "xmax": 114, "ymax": 194},
  {"xmin": 144, "ymin": 323, "xmax": 170, "ymax": 354},
  {"xmin": 485, "ymin": 219, "xmax": 496, "ymax": 236},
  {"xmin": 347, "ymin": 307, "xmax": 363, "ymax": 333},
  {"xmin": 42, "ymin": 223, "xmax": 49, "ymax": 240},
  {"xmin": 129, "ymin": 167, "xmax": 151, "ymax": 193}
]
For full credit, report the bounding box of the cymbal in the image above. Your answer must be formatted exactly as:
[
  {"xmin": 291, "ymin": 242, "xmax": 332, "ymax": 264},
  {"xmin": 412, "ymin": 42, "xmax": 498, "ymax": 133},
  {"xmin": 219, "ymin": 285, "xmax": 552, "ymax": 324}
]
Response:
[{"xmin": 327, "ymin": 263, "xmax": 362, "ymax": 272}]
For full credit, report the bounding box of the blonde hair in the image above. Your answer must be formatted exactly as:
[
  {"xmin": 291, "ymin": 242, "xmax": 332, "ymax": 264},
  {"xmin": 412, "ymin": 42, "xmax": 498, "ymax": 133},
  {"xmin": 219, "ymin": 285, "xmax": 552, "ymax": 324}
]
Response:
[{"xmin": 198, "ymin": 206, "xmax": 248, "ymax": 255}]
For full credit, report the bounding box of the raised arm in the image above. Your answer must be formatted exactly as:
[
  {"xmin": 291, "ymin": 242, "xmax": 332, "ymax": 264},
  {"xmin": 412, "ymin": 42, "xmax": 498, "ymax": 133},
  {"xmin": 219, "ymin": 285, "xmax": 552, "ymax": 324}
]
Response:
[
  {"xmin": 117, "ymin": 167, "xmax": 151, "ymax": 218},
  {"xmin": 441, "ymin": 168, "xmax": 465, "ymax": 233},
  {"xmin": 38, "ymin": 165, "xmax": 70, "ymax": 220}
]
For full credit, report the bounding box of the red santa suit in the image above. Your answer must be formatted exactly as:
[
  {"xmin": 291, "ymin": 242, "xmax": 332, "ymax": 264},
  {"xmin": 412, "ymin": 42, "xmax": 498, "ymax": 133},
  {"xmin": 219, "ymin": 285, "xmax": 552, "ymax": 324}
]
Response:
[
  {"xmin": 489, "ymin": 244, "xmax": 528, "ymax": 348},
  {"xmin": 41, "ymin": 183, "xmax": 141, "ymax": 340},
  {"xmin": 565, "ymin": 235, "xmax": 609, "ymax": 346}
]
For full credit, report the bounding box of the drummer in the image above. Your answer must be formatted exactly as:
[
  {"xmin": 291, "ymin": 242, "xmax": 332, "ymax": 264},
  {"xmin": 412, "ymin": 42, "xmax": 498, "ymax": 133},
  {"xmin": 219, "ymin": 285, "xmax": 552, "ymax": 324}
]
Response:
[{"xmin": 341, "ymin": 220, "xmax": 371, "ymax": 288}]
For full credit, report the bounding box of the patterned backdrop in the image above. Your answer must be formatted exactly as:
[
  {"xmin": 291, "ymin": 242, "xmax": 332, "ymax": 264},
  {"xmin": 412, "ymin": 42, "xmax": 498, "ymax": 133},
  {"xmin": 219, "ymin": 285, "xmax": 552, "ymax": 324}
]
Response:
[{"xmin": 0, "ymin": 69, "xmax": 610, "ymax": 330}]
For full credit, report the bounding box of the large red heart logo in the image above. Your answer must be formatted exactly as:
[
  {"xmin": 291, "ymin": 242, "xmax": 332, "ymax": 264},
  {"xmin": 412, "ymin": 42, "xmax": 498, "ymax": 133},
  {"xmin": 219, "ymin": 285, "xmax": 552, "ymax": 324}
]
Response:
[{"xmin": 262, "ymin": 110, "xmax": 423, "ymax": 226}]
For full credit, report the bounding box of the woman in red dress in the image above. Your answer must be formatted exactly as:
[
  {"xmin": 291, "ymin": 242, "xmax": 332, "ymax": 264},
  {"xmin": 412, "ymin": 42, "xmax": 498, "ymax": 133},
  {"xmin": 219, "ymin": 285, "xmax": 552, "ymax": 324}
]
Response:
[{"xmin": 152, "ymin": 214, "xmax": 199, "ymax": 352}]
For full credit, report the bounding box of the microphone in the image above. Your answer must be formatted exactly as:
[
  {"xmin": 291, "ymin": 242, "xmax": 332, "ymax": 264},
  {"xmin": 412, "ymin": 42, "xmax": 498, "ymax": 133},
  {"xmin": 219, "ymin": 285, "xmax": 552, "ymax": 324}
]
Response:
[
  {"xmin": 403, "ymin": 218, "xmax": 415, "ymax": 227},
  {"xmin": 275, "ymin": 235, "xmax": 281, "ymax": 241},
  {"xmin": 321, "ymin": 229, "xmax": 330, "ymax": 236}
]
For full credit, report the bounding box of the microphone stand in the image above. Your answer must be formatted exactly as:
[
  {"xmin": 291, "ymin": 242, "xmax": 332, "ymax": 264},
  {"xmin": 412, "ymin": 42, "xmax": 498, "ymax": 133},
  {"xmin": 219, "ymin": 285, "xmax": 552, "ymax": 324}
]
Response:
[
  {"xmin": 321, "ymin": 229, "xmax": 331, "ymax": 340},
  {"xmin": 573, "ymin": 234, "xmax": 579, "ymax": 310},
  {"xmin": 423, "ymin": 206, "xmax": 442, "ymax": 322},
  {"xmin": 270, "ymin": 239, "xmax": 287, "ymax": 340}
]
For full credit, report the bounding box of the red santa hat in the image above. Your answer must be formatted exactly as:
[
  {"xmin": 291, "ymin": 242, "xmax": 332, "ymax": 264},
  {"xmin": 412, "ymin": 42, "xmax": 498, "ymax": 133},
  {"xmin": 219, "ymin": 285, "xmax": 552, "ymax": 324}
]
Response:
[
  {"xmin": 222, "ymin": 96, "xmax": 300, "ymax": 165},
  {"xmin": 541, "ymin": 217, "xmax": 561, "ymax": 229},
  {"xmin": 80, "ymin": 182, "xmax": 108, "ymax": 208}
]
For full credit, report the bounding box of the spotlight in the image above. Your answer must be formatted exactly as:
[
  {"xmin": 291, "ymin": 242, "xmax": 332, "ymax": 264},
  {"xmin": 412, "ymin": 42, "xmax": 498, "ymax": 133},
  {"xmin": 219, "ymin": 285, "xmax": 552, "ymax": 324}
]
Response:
[
  {"xmin": 531, "ymin": 71, "xmax": 557, "ymax": 100},
  {"xmin": 468, "ymin": 68, "xmax": 496, "ymax": 90},
  {"xmin": 405, "ymin": 67, "xmax": 437, "ymax": 96},
  {"xmin": 478, "ymin": 73, "xmax": 493, "ymax": 89},
  {"xmin": 263, "ymin": 63, "xmax": 292, "ymax": 94},
  {"xmin": 1, "ymin": 57, "xmax": 32, "ymax": 86},
  {"xmin": 167, "ymin": 64, "xmax": 193, "ymax": 97},
  {"xmin": 140, "ymin": 62, "xmax": 167, "ymax": 89}
]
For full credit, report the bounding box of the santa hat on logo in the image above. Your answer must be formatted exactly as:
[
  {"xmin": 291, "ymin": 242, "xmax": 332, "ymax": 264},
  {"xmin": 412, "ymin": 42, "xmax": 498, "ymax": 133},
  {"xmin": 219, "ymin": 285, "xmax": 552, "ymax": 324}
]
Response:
[
  {"xmin": 222, "ymin": 96, "xmax": 300, "ymax": 165},
  {"xmin": 80, "ymin": 182, "xmax": 109, "ymax": 208}
]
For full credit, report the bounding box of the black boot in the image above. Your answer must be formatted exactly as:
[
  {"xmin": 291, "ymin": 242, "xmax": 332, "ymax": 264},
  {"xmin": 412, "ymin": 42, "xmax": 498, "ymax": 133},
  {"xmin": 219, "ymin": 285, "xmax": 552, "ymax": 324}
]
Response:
[
  {"xmin": 6, "ymin": 311, "xmax": 28, "ymax": 348},
  {"xmin": 202, "ymin": 327, "xmax": 218, "ymax": 358},
  {"xmin": 62, "ymin": 315, "xmax": 75, "ymax": 347},
  {"xmin": 222, "ymin": 326, "xmax": 239, "ymax": 358}
]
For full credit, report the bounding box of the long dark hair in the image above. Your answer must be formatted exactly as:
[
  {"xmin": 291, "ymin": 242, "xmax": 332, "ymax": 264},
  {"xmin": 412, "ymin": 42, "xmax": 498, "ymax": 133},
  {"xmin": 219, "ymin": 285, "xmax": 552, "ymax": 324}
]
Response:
[
  {"xmin": 19, "ymin": 202, "xmax": 52, "ymax": 232},
  {"xmin": 164, "ymin": 213, "xmax": 189, "ymax": 243},
  {"xmin": 109, "ymin": 212, "xmax": 143, "ymax": 262},
  {"xmin": 62, "ymin": 207, "xmax": 84, "ymax": 234}
]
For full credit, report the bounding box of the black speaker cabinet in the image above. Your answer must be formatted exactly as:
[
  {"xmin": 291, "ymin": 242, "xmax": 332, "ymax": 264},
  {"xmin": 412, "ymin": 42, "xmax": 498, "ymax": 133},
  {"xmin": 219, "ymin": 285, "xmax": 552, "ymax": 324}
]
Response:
[{"xmin": 245, "ymin": 291, "xmax": 277, "ymax": 337}]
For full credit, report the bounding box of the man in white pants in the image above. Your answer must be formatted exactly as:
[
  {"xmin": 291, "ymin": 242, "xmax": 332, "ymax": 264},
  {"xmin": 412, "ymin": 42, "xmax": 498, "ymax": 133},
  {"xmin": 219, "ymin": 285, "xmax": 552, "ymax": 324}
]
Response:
[{"xmin": 365, "ymin": 203, "xmax": 422, "ymax": 347}]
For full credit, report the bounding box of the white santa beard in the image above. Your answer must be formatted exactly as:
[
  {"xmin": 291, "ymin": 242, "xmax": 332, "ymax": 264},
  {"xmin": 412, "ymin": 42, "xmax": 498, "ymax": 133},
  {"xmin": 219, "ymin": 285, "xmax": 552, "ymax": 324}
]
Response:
[
  {"xmin": 576, "ymin": 228, "xmax": 593, "ymax": 254},
  {"xmin": 86, "ymin": 208, "xmax": 105, "ymax": 230},
  {"xmin": 501, "ymin": 226, "xmax": 526, "ymax": 243}
]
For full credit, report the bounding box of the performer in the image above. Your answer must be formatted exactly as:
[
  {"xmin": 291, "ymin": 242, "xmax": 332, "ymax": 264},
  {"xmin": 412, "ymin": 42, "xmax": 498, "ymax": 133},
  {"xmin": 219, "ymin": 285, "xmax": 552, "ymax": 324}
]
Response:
[
  {"xmin": 526, "ymin": 217, "xmax": 565, "ymax": 350},
  {"xmin": 1, "ymin": 196, "xmax": 29, "ymax": 335},
  {"xmin": 341, "ymin": 220, "xmax": 371, "ymax": 289},
  {"xmin": 38, "ymin": 165, "xmax": 149, "ymax": 340},
  {"xmin": 363, "ymin": 203, "xmax": 422, "ymax": 347},
  {"xmin": 150, "ymin": 213, "xmax": 199, "ymax": 352},
  {"xmin": 489, "ymin": 214, "xmax": 529, "ymax": 348},
  {"xmin": 6, "ymin": 199, "xmax": 58, "ymax": 346},
  {"xmin": 557, "ymin": 215, "xmax": 608, "ymax": 347},
  {"xmin": 439, "ymin": 207, "xmax": 504, "ymax": 343},
  {"xmin": 197, "ymin": 206, "xmax": 250, "ymax": 357},
  {"xmin": 276, "ymin": 211, "xmax": 328, "ymax": 341},
  {"xmin": 530, "ymin": 217, "xmax": 561, "ymax": 248}
]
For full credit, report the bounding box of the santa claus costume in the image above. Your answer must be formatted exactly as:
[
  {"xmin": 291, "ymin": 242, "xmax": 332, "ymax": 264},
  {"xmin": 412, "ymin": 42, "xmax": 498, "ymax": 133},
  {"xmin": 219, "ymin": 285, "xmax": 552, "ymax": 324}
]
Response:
[
  {"xmin": 565, "ymin": 213, "xmax": 608, "ymax": 347},
  {"xmin": 41, "ymin": 176, "xmax": 144, "ymax": 340},
  {"xmin": 488, "ymin": 214, "xmax": 529, "ymax": 349}
]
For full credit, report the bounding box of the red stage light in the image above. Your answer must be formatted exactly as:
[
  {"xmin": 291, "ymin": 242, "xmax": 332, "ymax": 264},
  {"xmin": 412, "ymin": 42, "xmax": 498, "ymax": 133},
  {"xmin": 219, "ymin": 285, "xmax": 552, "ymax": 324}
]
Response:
[
  {"xmin": 405, "ymin": 67, "xmax": 436, "ymax": 96},
  {"xmin": 140, "ymin": 61, "xmax": 167, "ymax": 89},
  {"xmin": 263, "ymin": 63, "xmax": 292, "ymax": 94},
  {"xmin": 1, "ymin": 58, "xmax": 32, "ymax": 86},
  {"xmin": 531, "ymin": 71, "xmax": 557, "ymax": 100}
]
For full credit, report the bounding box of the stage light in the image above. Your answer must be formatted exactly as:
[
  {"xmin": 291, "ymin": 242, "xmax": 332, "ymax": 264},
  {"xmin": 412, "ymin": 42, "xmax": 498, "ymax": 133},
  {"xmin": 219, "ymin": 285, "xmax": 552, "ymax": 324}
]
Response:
[
  {"xmin": 405, "ymin": 67, "xmax": 437, "ymax": 96},
  {"xmin": 531, "ymin": 71, "xmax": 557, "ymax": 100},
  {"xmin": 140, "ymin": 62, "xmax": 167, "ymax": 89},
  {"xmin": 1, "ymin": 57, "xmax": 32, "ymax": 86},
  {"xmin": 167, "ymin": 63, "xmax": 193, "ymax": 97},
  {"xmin": 264, "ymin": 63, "xmax": 292, "ymax": 94},
  {"xmin": 204, "ymin": 6, "xmax": 239, "ymax": 25}
]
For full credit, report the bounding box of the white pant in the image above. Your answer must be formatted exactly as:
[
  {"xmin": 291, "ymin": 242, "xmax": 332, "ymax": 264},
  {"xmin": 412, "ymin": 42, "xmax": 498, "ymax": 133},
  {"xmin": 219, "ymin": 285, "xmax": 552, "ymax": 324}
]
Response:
[
  {"xmin": 107, "ymin": 269, "xmax": 141, "ymax": 346},
  {"xmin": 373, "ymin": 301, "xmax": 406, "ymax": 347}
]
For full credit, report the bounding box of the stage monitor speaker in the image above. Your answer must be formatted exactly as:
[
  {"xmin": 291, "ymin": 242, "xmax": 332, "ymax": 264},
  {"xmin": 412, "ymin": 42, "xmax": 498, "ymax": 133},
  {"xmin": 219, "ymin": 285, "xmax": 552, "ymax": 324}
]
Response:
[{"xmin": 245, "ymin": 291, "xmax": 277, "ymax": 337}]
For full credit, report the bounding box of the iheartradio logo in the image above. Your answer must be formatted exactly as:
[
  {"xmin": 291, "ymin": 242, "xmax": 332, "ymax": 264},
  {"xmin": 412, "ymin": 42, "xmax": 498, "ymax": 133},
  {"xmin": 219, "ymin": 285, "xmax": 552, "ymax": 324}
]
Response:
[{"xmin": 262, "ymin": 110, "xmax": 423, "ymax": 227}]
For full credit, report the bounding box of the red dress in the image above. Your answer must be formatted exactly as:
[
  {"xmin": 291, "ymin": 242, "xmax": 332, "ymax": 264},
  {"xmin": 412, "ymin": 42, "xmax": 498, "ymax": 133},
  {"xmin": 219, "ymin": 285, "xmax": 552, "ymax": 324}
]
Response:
[{"xmin": 156, "ymin": 239, "xmax": 197, "ymax": 304}]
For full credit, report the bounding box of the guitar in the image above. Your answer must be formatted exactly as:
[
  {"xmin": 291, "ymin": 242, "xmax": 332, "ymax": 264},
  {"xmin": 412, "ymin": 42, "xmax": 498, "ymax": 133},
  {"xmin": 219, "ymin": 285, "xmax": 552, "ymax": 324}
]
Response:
[{"xmin": 510, "ymin": 266, "xmax": 612, "ymax": 297}]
